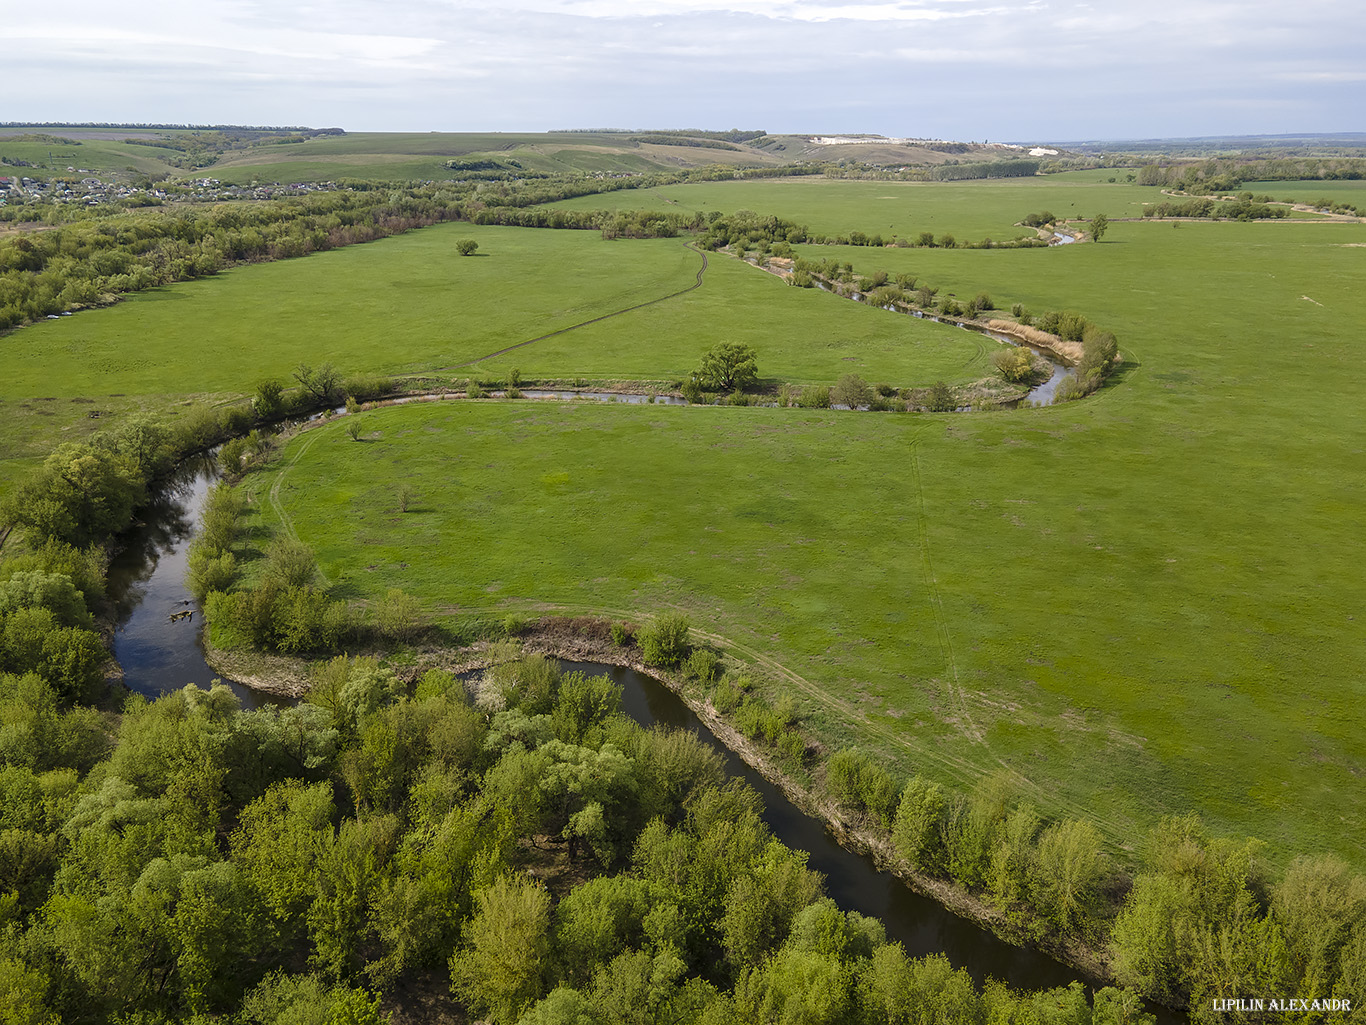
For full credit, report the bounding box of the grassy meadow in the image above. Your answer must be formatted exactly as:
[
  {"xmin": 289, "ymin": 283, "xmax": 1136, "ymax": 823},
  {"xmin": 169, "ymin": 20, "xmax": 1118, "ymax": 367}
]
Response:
[
  {"xmin": 249, "ymin": 391, "xmax": 1364, "ymax": 868},
  {"xmin": 4, "ymin": 172, "xmax": 1364, "ymax": 870},
  {"xmin": 0, "ymin": 222, "xmax": 993, "ymax": 487},
  {"xmin": 545, "ymin": 176, "xmax": 1164, "ymax": 239},
  {"xmin": 205, "ymin": 131, "xmax": 782, "ymax": 183},
  {"xmin": 0, "ymin": 132, "xmax": 184, "ymax": 178}
]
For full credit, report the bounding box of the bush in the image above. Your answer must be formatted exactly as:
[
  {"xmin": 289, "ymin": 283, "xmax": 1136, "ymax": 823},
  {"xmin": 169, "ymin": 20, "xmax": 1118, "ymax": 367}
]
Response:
[
  {"xmin": 924, "ymin": 381, "xmax": 957, "ymax": 412},
  {"xmin": 0, "ymin": 571, "xmax": 91, "ymax": 628},
  {"xmin": 640, "ymin": 613, "xmax": 691, "ymax": 668},
  {"xmin": 456, "ymin": 239, "xmax": 479, "ymax": 256},
  {"xmin": 187, "ymin": 547, "xmax": 237, "ymax": 603},
  {"xmin": 797, "ymin": 385, "xmax": 831, "ymax": 409},
  {"xmin": 378, "ymin": 589, "xmax": 423, "ymax": 644},
  {"xmin": 893, "ymin": 776, "xmax": 949, "ymax": 875},
  {"xmin": 253, "ymin": 380, "xmax": 286, "ymax": 419},
  {"xmin": 683, "ymin": 649, "xmax": 720, "ymax": 683},
  {"xmin": 263, "ymin": 538, "xmax": 317, "ymax": 588},
  {"xmin": 502, "ymin": 613, "xmax": 529, "ymax": 637},
  {"xmin": 610, "ymin": 622, "xmax": 631, "ymax": 646},
  {"xmin": 825, "ymin": 748, "xmax": 898, "ymax": 826},
  {"xmin": 466, "ymin": 381, "xmax": 485, "ymax": 399},
  {"xmin": 993, "ymin": 347, "xmax": 1035, "ymax": 383},
  {"xmin": 831, "ymin": 374, "xmax": 873, "ymax": 409}
]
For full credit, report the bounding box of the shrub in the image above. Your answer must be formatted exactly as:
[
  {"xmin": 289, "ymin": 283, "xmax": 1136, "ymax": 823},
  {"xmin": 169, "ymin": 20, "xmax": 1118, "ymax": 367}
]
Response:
[
  {"xmin": 342, "ymin": 373, "xmax": 398, "ymax": 401},
  {"xmin": 825, "ymin": 748, "xmax": 898, "ymax": 826},
  {"xmin": 502, "ymin": 613, "xmax": 529, "ymax": 637},
  {"xmin": 609, "ymin": 622, "xmax": 631, "ymax": 646},
  {"xmin": 893, "ymin": 776, "xmax": 950, "ymax": 875},
  {"xmin": 925, "ymin": 381, "xmax": 956, "ymax": 412},
  {"xmin": 683, "ymin": 649, "xmax": 720, "ymax": 683},
  {"xmin": 198, "ymin": 483, "xmax": 243, "ymax": 552},
  {"xmin": 777, "ymin": 730, "xmax": 806, "ymax": 764},
  {"xmin": 187, "ymin": 547, "xmax": 237, "ymax": 603},
  {"xmin": 253, "ymin": 379, "xmax": 286, "ymax": 420},
  {"xmin": 640, "ymin": 613, "xmax": 691, "ymax": 668},
  {"xmin": 797, "ymin": 385, "xmax": 831, "ymax": 409},
  {"xmin": 0, "ymin": 571, "xmax": 92, "ymax": 628},
  {"xmin": 993, "ymin": 347, "xmax": 1035, "ymax": 383},
  {"xmin": 378, "ymin": 588, "xmax": 423, "ymax": 644},
  {"xmin": 466, "ymin": 381, "xmax": 485, "ymax": 399},
  {"xmin": 831, "ymin": 374, "xmax": 873, "ymax": 409},
  {"xmin": 345, "ymin": 418, "xmax": 364, "ymax": 442},
  {"xmin": 265, "ymin": 538, "xmax": 318, "ymax": 589},
  {"xmin": 456, "ymin": 239, "xmax": 479, "ymax": 256}
]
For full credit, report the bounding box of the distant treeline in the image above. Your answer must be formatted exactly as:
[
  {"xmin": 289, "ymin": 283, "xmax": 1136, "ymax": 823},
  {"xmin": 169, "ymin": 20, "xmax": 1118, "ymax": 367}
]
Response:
[
  {"xmin": 1142, "ymin": 197, "xmax": 1289, "ymax": 220},
  {"xmin": 0, "ymin": 122, "xmax": 337, "ymax": 133},
  {"xmin": 630, "ymin": 135, "xmax": 742, "ymax": 151},
  {"xmin": 1137, "ymin": 156, "xmax": 1366, "ymax": 192},
  {"xmin": 929, "ymin": 159, "xmax": 1040, "ymax": 181},
  {"xmin": 0, "ymin": 187, "xmax": 471, "ymax": 328}
]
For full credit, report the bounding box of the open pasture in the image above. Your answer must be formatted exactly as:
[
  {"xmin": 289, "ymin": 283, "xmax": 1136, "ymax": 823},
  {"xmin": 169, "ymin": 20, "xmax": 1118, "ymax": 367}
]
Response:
[
  {"xmin": 253, "ymin": 393, "xmax": 1366, "ymax": 868},
  {"xmin": 206, "ymin": 131, "xmax": 783, "ymax": 183},
  {"xmin": 0, "ymin": 221, "xmax": 988, "ymax": 487},
  {"xmin": 0, "ymin": 132, "xmax": 183, "ymax": 179},
  {"xmin": 545, "ymin": 176, "xmax": 1161, "ymax": 239}
]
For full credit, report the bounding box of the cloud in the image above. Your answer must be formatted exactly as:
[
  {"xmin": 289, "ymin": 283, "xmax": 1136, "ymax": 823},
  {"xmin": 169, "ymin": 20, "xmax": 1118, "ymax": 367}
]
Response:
[{"xmin": 5, "ymin": 0, "xmax": 1366, "ymax": 138}]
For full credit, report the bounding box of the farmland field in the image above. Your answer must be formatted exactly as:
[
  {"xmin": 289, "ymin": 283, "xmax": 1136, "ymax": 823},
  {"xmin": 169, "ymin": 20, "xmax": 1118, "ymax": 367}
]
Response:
[
  {"xmin": 5, "ymin": 174, "xmax": 1365, "ymax": 871},
  {"xmin": 0, "ymin": 222, "xmax": 989, "ymax": 485},
  {"xmin": 545, "ymin": 175, "xmax": 1163, "ymax": 239}
]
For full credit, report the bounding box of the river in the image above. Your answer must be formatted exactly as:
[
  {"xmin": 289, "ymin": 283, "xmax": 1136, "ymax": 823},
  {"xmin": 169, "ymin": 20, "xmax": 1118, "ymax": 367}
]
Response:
[{"xmin": 108, "ymin": 455, "xmax": 1180, "ymax": 1023}]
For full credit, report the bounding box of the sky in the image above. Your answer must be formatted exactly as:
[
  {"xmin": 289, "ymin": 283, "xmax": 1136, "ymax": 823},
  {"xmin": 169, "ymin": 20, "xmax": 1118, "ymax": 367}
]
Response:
[{"xmin": 5, "ymin": 0, "xmax": 1364, "ymax": 141}]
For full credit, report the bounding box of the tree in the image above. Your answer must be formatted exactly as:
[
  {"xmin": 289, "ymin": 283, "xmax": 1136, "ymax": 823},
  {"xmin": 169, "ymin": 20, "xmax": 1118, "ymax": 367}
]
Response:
[
  {"xmin": 695, "ymin": 342, "xmax": 759, "ymax": 393},
  {"xmin": 456, "ymin": 238, "xmax": 479, "ymax": 256},
  {"xmin": 830, "ymin": 374, "xmax": 873, "ymax": 409},
  {"xmin": 293, "ymin": 362, "xmax": 340, "ymax": 405},
  {"xmin": 1089, "ymin": 213, "xmax": 1109, "ymax": 242},
  {"xmin": 451, "ymin": 874, "xmax": 552, "ymax": 1024}
]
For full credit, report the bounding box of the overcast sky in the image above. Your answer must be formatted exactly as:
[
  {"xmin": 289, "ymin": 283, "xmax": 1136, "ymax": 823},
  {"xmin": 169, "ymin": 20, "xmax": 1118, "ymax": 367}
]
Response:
[{"xmin": 6, "ymin": 0, "xmax": 1363, "ymax": 140}]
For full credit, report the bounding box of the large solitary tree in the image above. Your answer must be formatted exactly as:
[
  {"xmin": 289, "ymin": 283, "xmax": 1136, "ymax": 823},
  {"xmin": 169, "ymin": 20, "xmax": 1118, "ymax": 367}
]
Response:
[{"xmin": 695, "ymin": 342, "xmax": 759, "ymax": 392}]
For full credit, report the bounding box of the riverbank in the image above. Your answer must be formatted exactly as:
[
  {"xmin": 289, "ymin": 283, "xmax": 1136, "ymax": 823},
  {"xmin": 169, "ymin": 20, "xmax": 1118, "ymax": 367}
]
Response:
[{"xmin": 202, "ymin": 619, "xmax": 1122, "ymax": 994}]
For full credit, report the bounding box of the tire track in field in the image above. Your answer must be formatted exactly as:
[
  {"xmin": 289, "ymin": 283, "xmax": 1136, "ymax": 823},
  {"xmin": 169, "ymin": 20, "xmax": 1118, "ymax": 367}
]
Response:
[
  {"xmin": 265, "ymin": 424, "xmax": 333, "ymax": 585},
  {"xmin": 447, "ymin": 243, "xmax": 709, "ymax": 369},
  {"xmin": 909, "ymin": 442, "xmax": 983, "ymax": 746}
]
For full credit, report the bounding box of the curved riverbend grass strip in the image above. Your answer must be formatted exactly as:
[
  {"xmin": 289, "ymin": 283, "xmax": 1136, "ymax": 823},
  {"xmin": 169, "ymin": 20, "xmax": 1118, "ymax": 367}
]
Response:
[{"xmin": 242, "ymin": 397, "xmax": 1366, "ymax": 869}]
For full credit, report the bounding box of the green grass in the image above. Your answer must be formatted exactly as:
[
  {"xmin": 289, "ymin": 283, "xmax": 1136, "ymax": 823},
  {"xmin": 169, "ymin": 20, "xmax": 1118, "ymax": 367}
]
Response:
[
  {"xmin": 545, "ymin": 176, "xmax": 1161, "ymax": 240},
  {"xmin": 6, "ymin": 173, "xmax": 1365, "ymax": 873},
  {"xmin": 0, "ymin": 135, "xmax": 182, "ymax": 179},
  {"xmin": 249, "ymin": 394, "xmax": 1366, "ymax": 869},
  {"xmin": 0, "ymin": 222, "xmax": 990, "ymax": 488},
  {"xmin": 1244, "ymin": 180, "xmax": 1366, "ymax": 210},
  {"xmin": 205, "ymin": 131, "xmax": 776, "ymax": 183}
]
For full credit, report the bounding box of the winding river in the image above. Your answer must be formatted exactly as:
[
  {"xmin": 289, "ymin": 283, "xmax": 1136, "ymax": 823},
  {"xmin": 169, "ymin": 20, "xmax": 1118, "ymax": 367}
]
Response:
[{"xmin": 109, "ymin": 455, "xmax": 1180, "ymax": 1023}]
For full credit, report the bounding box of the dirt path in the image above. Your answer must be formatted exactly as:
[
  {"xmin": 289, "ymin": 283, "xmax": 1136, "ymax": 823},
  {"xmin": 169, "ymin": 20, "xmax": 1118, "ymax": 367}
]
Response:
[{"xmin": 446, "ymin": 243, "xmax": 709, "ymax": 370}]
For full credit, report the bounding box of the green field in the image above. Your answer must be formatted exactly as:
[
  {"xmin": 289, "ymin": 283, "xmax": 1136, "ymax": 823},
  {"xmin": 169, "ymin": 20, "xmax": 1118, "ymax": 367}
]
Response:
[
  {"xmin": 546, "ymin": 176, "xmax": 1162, "ymax": 239},
  {"xmin": 1245, "ymin": 179, "xmax": 1366, "ymax": 210},
  {"xmin": 0, "ymin": 132, "xmax": 183, "ymax": 179},
  {"xmin": 0, "ymin": 222, "xmax": 991, "ymax": 484},
  {"xmin": 252, "ymin": 392, "xmax": 1364, "ymax": 868},
  {"xmin": 6, "ymin": 174, "xmax": 1365, "ymax": 871},
  {"xmin": 205, "ymin": 131, "xmax": 781, "ymax": 183}
]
